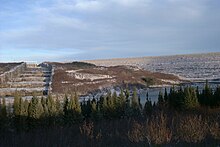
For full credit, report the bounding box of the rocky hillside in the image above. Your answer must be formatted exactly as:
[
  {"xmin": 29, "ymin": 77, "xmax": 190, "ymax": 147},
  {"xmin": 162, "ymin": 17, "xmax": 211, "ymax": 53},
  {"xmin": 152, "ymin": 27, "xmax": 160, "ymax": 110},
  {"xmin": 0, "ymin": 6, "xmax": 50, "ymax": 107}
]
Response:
[
  {"xmin": 50, "ymin": 62, "xmax": 180, "ymax": 95},
  {"xmin": 84, "ymin": 52, "xmax": 220, "ymax": 81}
]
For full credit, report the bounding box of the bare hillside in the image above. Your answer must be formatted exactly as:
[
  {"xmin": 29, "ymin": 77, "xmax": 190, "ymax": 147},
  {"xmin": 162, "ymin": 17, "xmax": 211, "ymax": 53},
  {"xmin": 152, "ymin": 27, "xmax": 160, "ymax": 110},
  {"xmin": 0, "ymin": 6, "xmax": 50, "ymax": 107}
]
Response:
[
  {"xmin": 85, "ymin": 53, "xmax": 220, "ymax": 81},
  {"xmin": 50, "ymin": 62, "xmax": 180, "ymax": 95}
]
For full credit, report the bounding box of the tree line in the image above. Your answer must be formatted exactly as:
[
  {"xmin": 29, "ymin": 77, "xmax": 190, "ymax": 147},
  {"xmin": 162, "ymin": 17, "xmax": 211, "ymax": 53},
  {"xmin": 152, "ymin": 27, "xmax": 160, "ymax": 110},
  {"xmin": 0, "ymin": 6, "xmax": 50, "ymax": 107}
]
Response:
[{"xmin": 0, "ymin": 81, "xmax": 220, "ymax": 131}]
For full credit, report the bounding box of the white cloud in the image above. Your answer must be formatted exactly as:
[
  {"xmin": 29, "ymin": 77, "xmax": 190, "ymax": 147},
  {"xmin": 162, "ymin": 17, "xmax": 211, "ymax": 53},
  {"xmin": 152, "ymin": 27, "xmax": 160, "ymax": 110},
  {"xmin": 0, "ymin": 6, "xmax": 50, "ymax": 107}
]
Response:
[
  {"xmin": 0, "ymin": 0, "xmax": 220, "ymax": 61},
  {"xmin": 75, "ymin": 0, "xmax": 103, "ymax": 11},
  {"xmin": 111, "ymin": 0, "xmax": 151, "ymax": 7}
]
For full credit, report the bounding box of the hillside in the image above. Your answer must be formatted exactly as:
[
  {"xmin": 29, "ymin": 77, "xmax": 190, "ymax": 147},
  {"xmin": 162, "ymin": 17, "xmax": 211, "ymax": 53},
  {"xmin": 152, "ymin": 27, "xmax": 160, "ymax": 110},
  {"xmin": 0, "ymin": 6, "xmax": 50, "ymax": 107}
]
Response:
[
  {"xmin": 84, "ymin": 52, "xmax": 220, "ymax": 81},
  {"xmin": 51, "ymin": 62, "xmax": 180, "ymax": 94}
]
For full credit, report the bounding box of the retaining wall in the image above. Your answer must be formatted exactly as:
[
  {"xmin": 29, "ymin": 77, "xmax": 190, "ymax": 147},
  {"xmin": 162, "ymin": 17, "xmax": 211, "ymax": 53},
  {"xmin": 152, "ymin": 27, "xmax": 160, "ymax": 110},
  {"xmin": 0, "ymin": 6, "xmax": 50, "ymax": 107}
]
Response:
[{"xmin": 0, "ymin": 63, "xmax": 27, "ymax": 84}]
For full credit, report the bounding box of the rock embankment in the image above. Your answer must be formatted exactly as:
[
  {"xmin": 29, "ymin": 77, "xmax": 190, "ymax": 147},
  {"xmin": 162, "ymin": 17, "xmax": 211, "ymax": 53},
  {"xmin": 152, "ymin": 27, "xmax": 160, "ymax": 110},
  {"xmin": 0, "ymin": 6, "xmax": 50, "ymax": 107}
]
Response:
[
  {"xmin": 85, "ymin": 53, "xmax": 220, "ymax": 81},
  {"xmin": 0, "ymin": 63, "xmax": 53, "ymax": 97}
]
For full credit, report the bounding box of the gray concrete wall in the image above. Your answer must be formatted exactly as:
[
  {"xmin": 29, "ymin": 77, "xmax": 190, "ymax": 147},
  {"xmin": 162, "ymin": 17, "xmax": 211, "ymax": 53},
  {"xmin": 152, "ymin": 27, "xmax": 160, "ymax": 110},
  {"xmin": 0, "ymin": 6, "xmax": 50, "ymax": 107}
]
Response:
[{"xmin": 0, "ymin": 63, "xmax": 27, "ymax": 84}]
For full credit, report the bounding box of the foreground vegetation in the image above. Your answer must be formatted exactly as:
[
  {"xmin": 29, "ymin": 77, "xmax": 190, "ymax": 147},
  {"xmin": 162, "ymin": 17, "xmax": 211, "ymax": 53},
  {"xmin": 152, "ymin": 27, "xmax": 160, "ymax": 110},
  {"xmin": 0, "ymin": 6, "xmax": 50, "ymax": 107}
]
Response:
[{"xmin": 0, "ymin": 81, "xmax": 220, "ymax": 146}]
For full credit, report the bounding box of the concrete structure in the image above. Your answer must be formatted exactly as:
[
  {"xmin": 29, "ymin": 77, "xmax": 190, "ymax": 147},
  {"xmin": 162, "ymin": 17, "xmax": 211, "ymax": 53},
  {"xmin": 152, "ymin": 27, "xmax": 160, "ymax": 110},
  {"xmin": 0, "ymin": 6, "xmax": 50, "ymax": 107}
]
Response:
[
  {"xmin": 0, "ymin": 62, "xmax": 53, "ymax": 97},
  {"xmin": 0, "ymin": 62, "xmax": 27, "ymax": 84}
]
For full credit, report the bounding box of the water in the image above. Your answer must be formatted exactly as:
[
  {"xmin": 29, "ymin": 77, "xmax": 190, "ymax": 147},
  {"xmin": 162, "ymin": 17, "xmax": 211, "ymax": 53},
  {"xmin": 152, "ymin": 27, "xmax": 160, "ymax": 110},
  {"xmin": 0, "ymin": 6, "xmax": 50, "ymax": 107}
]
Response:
[
  {"xmin": 2, "ymin": 80, "xmax": 220, "ymax": 106},
  {"xmin": 139, "ymin": 80, "xmax": 220, "ymax": 105}
]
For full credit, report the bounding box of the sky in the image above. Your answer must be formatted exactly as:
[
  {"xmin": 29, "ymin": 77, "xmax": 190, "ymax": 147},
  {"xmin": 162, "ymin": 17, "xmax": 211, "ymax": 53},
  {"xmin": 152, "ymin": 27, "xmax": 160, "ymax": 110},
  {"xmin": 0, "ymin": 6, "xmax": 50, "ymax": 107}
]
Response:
[{"xmin": 0, "ymin": 0, "xmax": 220, "ymax": 62}]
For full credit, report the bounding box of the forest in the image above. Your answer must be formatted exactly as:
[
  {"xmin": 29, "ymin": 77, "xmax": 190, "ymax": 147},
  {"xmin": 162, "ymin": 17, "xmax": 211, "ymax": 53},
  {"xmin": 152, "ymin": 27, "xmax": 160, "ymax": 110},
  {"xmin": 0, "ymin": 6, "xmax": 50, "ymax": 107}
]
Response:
[{"xmin": 0, "ymin": 81, "xmax": 220, "ymax": 146}]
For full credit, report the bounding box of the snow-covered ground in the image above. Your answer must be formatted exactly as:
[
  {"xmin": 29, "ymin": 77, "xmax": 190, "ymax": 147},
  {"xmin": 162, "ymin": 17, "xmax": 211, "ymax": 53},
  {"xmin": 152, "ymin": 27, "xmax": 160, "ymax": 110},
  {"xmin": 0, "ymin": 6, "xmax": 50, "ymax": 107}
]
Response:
[
  {"xmin": 66, "ymin": 70, "xmax": 114, "ymax": 81},
  {"xmin": 86, "ymin": 53, "xmax": 220, "ymax": 81}
]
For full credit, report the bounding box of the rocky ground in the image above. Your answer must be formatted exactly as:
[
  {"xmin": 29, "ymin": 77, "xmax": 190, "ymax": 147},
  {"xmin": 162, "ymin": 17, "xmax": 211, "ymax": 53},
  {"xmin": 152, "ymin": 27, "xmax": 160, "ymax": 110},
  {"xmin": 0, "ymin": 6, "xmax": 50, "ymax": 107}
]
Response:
[
  {"xmin": 50, "ymin": 62, "xmax": 180, "ymax": 95},
  {"xmin": 85, "ymin": 52, "xmax": 220, "ymax": 81},
  {"xmin": 0, "ymin": 63, "xmax": 23, "ymax": 75}
]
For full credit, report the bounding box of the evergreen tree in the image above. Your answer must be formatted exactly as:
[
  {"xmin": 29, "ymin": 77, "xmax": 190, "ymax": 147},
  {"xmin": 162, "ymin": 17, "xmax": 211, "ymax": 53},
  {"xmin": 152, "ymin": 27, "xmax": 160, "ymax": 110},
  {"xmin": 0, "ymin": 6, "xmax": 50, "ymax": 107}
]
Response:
[
  {"xmin": 125, "ymin": 88, "xmax": 130, "ymax": 99},
  {"xmin": 63, "ymin": 94, "xmax": 68, "ymax": 116},
  {"xmin": 55, "ymin": 97, "xmax": 62, "ymax": 115},
  {"xmin": 196, "ymin": 86, "xmax": 200, "ymax": 100},
  {"xmin": 131, "ymin": 88, "xmax": 139, "ymax": 108},
  {"xmin": 0, "ymin": 98, "xmax": 7, "ymax": 130},
  {"xmin": 102, "ymin": 96, "xmax": 108, "ymax": 118},
  {"xmin": 23, "ymin": 99, "xmax": 29, "ymax": 117},
  {"xmin": 63, "ymin": 94, "xmax": 70, "ymax": 123},
  {"xmin": 47, "ymin": 95, "xmax": 56, "ymax": 115},
  {"xmin": 107, "ymin": 91, "xmax": 115, "ymax": 118},
  {"xmin": 131, "ymin": 88, "xmax": 140, "ymax": 116},
  {"xmin": 125, "ymin": 88, "xmax": 130, "ymax": 109},
  {"xmin": 112, "ymin": 91, "xmax": 117, "ymax": 109},
  {"xmin": 118, "ymin": 89, "xmax": 126, "ymax": 117},
  {"xmin": 138, "ymin": 95, "xmax": 142, "ymax": 110},
  {"xmin": 200, "ymin": 80, "xmax": 213, "ymax": 106},
  {"xmin": 164, "ymin": 88, "xmax": 168, "ymax": 102},
  {"xmin": 91, "ymin": 99, "xmax": 97, "ymax": 120},
  {"xmin": 214, "ymin": 86, "xmax": 220, "ymax": 107},
  {"xmin": 41, "ymin": 97, "xmax": 49, "ymax": 117},
  {"xmin": 74, "ymin": 93, "xmax": 82, "ymax": 115},
  {"xmin": 81, "ymin": 98, "xmax": 87, "ymax": 118},
  {"xmin": 28, "ymin": 96, "xmax": 44, "ymax": 119},
  {"xmin": 168, "ymin": 86, "xmax": 185, "ymax": 110},
  {"xmin": 13, "ymin": 92, "xmax": 21, "ymax": 117},
  {"xmin": 184, "ymin": 87, "xmax": 199, "ymax": 109},
  {"xmin": 65, "ymin": 93, "xmax": 82, "ymax": 123},
  {"xmin": 144, "ymin": 98, "xmax": 153, "ymax": 116},
  {"xmin": 157, "ymin": 91, "xmax": 164, "ymax": 107},
  {"xmin": 1, "ymin": 97, "xmax": 7, "ymax": 118},
  {"xmin": 86, "ymin": 99, "xmax": 92, "ymax": 118}
]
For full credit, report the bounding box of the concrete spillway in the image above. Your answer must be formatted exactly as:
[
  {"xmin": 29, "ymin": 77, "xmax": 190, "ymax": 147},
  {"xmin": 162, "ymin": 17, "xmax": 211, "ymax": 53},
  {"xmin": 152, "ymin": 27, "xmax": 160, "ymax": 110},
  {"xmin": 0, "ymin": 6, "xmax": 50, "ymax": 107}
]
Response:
[{"xmin": 0, "ymin": 63, "xmax": 53, "ymax": 97}]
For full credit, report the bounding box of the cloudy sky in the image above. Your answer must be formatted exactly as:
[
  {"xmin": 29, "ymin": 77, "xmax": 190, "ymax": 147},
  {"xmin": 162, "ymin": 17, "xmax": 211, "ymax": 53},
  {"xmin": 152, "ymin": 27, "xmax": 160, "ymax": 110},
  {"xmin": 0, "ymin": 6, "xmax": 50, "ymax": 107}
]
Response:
[{"xmin": 0, "ymin": 0, "xmax": 220, "ymax": 62}]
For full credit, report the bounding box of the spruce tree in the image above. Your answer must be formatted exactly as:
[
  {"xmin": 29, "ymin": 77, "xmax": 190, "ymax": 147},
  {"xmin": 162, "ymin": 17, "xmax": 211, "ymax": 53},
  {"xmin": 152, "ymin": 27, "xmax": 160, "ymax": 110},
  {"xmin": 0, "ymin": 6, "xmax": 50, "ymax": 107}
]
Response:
[
  {"xmin": 158, "ymin": 91, "xmax": 164, "ymax": 107},
  {"xmin": 125, "ymin": 88, "xmax": 130, "ymax": 107},
  {"xmin": 28, "ymin": 96, "xmax": 44, "ymax": 119},
  {"xmin": 65, "ymin": 93, "xmax": 82, "ymax": 123},
  {"xmin": 41, "ymin": 97, "xmax": 49, "ymax": 117},
  {"xmin": 55, "ymin": 97, "xmax": 62, "ymax": 115},
  {"xmin": 200, "ymin": 80, "xmax": 213, "ymax": 106},
  {"xmin": 63, "ymin": 94, "xmax": 69, "ymax": 123},
  {"xmin": 112, "ymin": 91, "xmax": 117, "ymax": 109},
  {"xmin": 131, "ymin": 88, "xmax": 139, "ymax": 109},
  {"xmin": 144, "ymin": 98, "xmax": 153, "ymax": 116},
  {"xmin": 23, "ymin": 99, "xmax": 29, "ymax": 117},
  {"xmin": 214, "ymin": 86, "xmax": 220, "ymax": 106},
  {"xmin": 74, "ymin": 93, "xmax": 81, "ymax": 114},
  {"xmin": 91, "ymin": 99, "xmax": 97, "ymax": 120},
  {"xmin": 13, "ymin": 92, "xmax": 21, "ymax": 117},
  {"xmin": 102, "ymin": 96, "xmax": 108, "ymax": 118},
  {"xmin": 164, "ymin": 88, "xmax": 168, "ymax": 102},
  {"xmin": 1, "ymin": 97, "xmax": 7, "ymax": 118},
  {"xmin": 118, "ymin": 89, "xmax": 126, "ymax": 117},
  {"xmin": 19, "ymin": 97, "xmax": 25, "ymax": 116},
  {"xmin": 47, "ymin": 95, "xmax": 56, "ymax": 116},
  {"xmin": 131, "ymin": 88, "xmax": 140, "ymax": 116},
  {"xmin": 184, "ymin": 87, "xmax": 192, "ymax": 109}
]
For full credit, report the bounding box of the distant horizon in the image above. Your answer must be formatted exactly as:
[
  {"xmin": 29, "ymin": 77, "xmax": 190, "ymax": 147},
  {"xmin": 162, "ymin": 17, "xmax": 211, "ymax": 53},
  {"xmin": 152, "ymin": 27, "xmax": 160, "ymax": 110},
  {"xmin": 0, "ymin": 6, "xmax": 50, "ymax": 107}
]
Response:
[{"xmin": 1, "ymin": 51, "xmax": 219, "ymax": 63}]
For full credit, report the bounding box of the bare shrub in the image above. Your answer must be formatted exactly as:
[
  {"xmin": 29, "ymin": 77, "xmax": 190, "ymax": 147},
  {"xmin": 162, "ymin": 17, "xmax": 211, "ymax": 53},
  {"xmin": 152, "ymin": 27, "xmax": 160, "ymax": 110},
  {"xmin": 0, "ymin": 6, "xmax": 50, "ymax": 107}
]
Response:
[
  {"xmin": 144, "ymin": 112, "xmax": 172, "ymax": 145},
  {"xmin": 80, "ymin": 121, "xmax": 94, "ymax": 140},
  {"xmin": 209, "ymin": 121, "xmax": 220, "ymax": 140},
  {"xmin": 127, "ymin": 121, "xmax": 144, "ymax": 143},
  {"xmin": 177, "ymin": 115, "xmax": 207, "ymax": 143},
  {"xmin": 79, "ymin": 121, "xmax": 102, "ymax": 142}
]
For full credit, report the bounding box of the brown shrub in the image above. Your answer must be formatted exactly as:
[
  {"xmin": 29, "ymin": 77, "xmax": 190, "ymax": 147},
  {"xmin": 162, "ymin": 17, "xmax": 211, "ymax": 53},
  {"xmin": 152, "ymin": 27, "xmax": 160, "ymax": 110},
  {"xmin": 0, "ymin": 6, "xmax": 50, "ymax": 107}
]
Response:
[
  {"xmin": 177, "ymin": 115, "xmax": 207, "ymax": 143},
  {"xmin": 79, "ymin": 121, "xmax": 102, "ymax": 141},
  {"xmin": 144, "ymin": 112, "xmax": 172, "ymax": 145},
  {"xmin": 80, "ymin": 121, "xmax": 94, "ymax": 140},
  {"xmin": 209, "ymin": 121, "xmax": 220, "ymax": 140},
  {"xmin": 127, "ymin": 121, "xmax": 144, "ymax": 143}
]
